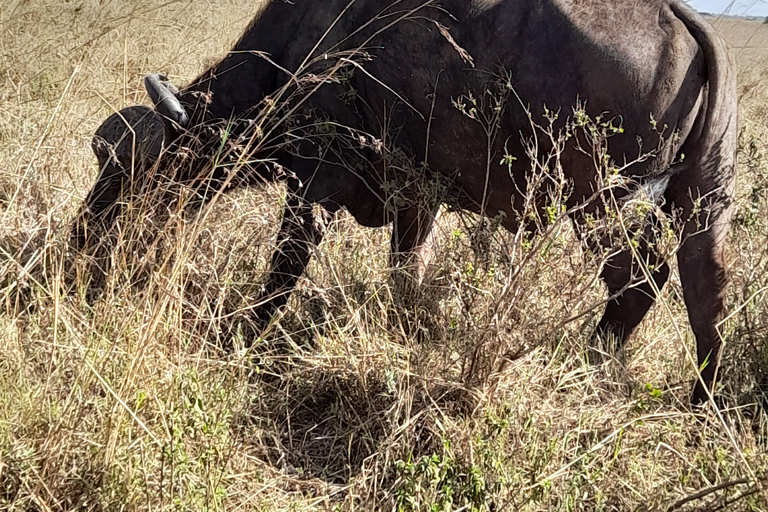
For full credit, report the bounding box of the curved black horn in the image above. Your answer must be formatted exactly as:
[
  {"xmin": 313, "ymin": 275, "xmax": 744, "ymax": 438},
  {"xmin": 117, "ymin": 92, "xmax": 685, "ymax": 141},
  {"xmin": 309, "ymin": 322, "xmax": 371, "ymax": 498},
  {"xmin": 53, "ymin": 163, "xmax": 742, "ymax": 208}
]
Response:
[{"xmin": 144, "ymin": 74, "xmax": 189, "ymax": 127}]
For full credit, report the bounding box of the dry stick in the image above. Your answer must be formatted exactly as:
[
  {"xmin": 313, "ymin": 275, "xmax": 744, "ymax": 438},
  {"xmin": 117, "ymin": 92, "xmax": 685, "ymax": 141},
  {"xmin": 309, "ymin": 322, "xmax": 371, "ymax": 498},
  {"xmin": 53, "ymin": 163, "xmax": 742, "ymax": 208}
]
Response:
[
  {"xmin": 489, "ymin": 185, "xmax": 616, "ymax": 316},
  {"xmin": 0, "ymin": 242, "xmax": 46, "ymax": 306},
  {"xmin": 326, "ymin": 0, "xmax": 409, "ymax": 56},
  {"xmin": 104, "ymin": 294, "xmax": 174, "ymax": 465},
  {"xmin": 735, "ymin": 10, "xmax": 765, "ymax": 61},
  {"xmin": 20, "ymin": 454, "xmax": 57, "ymax": 510},
  {"xmin": 340, "ymin": 58, "xmax": 424, "ymax": 120},
  {"xmin": 668, "ymin": 478, "xmax": 749, "ymax": 511},
  {"xmin": 708, "ymin": 485, "xmax": 763, "ymax": 512},
  {"xmin": 297, "ymin": 0, "xmax": 362, "ymax": 73},
  {"xmin": 42, "ymin": 248, "xmax": 62, "ymax": 413}
]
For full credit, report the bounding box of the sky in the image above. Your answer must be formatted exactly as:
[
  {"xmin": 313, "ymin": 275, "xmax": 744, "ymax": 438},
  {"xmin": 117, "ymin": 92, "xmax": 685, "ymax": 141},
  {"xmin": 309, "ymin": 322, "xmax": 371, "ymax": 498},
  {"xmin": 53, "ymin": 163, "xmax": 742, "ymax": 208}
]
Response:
[{"xmin": 688, "ymin": 0, "xmax": 768, "ymax": 16}]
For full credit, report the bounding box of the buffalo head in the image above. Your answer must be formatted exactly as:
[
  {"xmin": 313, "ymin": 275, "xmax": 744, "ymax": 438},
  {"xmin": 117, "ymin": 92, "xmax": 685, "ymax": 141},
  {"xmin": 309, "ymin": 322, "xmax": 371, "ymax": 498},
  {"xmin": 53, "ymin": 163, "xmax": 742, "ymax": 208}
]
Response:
[{"xmin": 71, "ymin": 75, "xmax": 188, "ymax": 252}]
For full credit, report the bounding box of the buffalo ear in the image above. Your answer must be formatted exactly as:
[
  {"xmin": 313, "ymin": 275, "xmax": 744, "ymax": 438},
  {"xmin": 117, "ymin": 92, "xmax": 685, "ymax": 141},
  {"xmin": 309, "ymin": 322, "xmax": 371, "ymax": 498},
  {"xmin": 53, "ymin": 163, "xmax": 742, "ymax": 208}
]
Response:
[
  {"xmin": 91, "ymin": 105, "xmax": 166, "ymax": 172},
  {"xmin": 144, "ymin": 74, "xmax": 189, "ymax": 127}
]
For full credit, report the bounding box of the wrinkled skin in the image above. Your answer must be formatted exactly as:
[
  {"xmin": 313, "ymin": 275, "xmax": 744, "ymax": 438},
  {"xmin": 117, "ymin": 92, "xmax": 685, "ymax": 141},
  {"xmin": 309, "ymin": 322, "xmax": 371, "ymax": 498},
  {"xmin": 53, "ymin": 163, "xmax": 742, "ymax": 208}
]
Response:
[{"xmin": 73, "ymin": 0, "xmax": 737, "ymax": 404}]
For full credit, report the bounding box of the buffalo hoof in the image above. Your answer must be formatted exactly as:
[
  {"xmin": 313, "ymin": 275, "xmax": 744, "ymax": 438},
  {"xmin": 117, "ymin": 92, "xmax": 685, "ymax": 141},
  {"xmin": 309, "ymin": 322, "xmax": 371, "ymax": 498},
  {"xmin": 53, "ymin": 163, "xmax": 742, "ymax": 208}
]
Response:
[
  {"xmin": 691, "ymin": 382, "xmax": 730, "ymax": 412},
  {"xmin": 585, "ymin": 327, "xmax": 624, "ymax": 366},
  {"xmin": 692, "ymin": 381, "xmax": 710, "ymax": 406},
  {"xmin": 219, "ymin": 317, "xmax": 265, "ymax": 352}
]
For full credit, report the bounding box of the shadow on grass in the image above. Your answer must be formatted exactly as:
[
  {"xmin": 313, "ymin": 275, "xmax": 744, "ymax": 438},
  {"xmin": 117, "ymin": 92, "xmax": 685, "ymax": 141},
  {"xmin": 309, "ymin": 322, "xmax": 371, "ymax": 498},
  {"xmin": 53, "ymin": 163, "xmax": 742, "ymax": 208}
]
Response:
[{"xmin": 245, "ymin": 363, "xmax": 395, "ymax": 484}]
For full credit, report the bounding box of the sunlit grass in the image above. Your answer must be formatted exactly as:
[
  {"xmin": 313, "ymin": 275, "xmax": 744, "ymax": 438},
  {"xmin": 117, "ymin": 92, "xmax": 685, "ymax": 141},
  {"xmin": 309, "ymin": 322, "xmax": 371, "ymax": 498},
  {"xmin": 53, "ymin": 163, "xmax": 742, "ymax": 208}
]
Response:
[{"xmin": 1, "ymin": 2, "xmax": 767, "ymax": 511}]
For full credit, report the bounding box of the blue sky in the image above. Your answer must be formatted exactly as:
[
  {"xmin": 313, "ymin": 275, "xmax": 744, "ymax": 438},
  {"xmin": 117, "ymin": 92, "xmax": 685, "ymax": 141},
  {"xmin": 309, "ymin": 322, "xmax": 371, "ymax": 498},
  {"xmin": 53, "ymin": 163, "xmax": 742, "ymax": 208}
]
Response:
[{"xmin": 688, "ymin": 0, "xmax": 768, "ymax": 16}]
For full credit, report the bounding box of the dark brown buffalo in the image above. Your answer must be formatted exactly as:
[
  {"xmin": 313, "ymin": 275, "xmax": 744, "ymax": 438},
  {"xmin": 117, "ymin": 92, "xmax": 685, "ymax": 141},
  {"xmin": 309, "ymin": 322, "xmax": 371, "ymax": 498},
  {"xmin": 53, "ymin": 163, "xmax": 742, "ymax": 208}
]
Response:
[{"xmin": 72, "ymin": 0, "xmax": 737, "ymax": 404}]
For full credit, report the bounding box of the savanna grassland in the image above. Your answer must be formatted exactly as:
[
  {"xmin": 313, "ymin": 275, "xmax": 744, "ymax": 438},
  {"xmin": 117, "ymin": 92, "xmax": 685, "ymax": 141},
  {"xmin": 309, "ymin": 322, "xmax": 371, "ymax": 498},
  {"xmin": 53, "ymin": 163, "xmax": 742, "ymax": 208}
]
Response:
[{"xmin": 1, "ymin": 2, "xmax": 768, "ymax": 510}]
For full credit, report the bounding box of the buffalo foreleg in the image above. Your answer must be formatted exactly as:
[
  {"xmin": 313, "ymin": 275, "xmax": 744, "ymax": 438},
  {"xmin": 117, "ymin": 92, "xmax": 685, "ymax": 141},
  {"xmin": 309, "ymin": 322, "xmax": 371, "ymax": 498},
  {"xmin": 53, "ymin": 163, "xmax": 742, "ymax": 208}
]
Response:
[
  {"xmin": 388, "ymin": 205, "xmax": 440, "ymax": 340},
  {"xmin": 390, "ymin": 205, "xmax": 440, "ymax": 290},
  {"xmin": 593, "ymin": 243, "xmax": 671, "ymax": 351},
  {"xmin": 588, "ymin": 214, "xmax": 671, "ymax": 358},
  {"xmin": 250, "ymin": 193, "xmax": 321, "ymax": 332}
]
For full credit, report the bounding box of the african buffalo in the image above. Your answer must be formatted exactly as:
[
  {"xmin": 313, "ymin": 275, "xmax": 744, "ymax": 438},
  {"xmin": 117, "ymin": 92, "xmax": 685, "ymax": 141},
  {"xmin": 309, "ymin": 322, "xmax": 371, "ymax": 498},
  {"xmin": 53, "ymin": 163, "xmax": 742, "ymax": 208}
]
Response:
[{"xmin": 72, "ymin": 0, "xmax": 737, "ymax": 404}]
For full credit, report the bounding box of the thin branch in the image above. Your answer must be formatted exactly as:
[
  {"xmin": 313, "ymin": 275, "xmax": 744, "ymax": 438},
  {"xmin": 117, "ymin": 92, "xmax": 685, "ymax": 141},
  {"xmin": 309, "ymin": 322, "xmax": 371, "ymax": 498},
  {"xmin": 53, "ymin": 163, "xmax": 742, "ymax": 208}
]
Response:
[{"xmin": 668, "ymin": 478, "xmax": 749, "ymax": 511}]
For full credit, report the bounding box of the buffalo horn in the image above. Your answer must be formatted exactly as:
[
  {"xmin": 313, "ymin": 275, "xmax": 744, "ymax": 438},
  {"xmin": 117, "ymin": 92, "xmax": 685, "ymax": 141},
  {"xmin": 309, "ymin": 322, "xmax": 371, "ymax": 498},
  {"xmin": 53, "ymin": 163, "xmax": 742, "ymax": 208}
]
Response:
[{"xmin": 144, "ymin": 73, "xmax": 189, "ymax": 127}]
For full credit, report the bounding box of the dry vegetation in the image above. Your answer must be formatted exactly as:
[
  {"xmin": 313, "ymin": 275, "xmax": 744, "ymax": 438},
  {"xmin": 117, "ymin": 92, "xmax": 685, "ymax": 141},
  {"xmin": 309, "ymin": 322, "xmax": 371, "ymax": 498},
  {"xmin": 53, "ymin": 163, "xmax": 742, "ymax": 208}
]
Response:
[{"xmin": 1, "ymin": 1, "xmax": 768, "ymax": 510}]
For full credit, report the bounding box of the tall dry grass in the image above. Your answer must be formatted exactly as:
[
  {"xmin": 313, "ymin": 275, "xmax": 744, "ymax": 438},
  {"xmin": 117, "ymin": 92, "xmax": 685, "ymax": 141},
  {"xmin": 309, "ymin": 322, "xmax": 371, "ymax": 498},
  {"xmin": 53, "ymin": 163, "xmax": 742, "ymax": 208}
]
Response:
[{"xmin": 0, "ymin": 2, "xmax": 768, "ymax": 511}]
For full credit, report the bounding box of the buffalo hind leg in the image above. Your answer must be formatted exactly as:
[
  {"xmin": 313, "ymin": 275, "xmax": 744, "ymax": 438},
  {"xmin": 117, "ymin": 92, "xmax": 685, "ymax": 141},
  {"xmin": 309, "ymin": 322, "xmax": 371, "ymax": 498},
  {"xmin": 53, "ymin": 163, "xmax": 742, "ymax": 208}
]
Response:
[
  {"xmin": 390, "ymin": 206, "xmax": 440, "ymax": 291},
  {"xmin": 677, "ymin": 223, "xmax": 729, "ymax": 404},
  {"xmin": 246, "ymin": 191, "xmax": 321, "ymax": 340}
]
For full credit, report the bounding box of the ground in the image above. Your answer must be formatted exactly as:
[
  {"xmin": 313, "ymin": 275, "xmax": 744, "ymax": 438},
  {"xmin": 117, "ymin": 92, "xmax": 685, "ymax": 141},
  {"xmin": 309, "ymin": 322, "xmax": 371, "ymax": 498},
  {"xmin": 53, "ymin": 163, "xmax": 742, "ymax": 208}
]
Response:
[{"xmin": 1, "ymin": 2, "xmax": 768, "ymax": 511}]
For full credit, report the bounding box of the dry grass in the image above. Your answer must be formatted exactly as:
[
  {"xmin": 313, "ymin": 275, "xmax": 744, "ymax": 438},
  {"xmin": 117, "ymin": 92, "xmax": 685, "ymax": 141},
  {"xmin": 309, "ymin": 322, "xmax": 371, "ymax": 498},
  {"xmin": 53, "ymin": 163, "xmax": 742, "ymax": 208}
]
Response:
[{"xmin": 1, "ymin": 2, "xmax": 768, "ymax": 511}]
